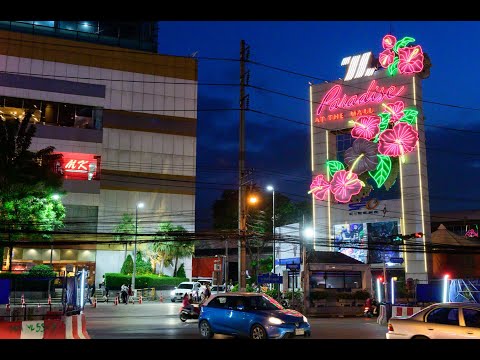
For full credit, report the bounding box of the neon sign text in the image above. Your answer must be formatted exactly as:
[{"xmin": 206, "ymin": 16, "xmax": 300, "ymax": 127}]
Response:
[
  {"xmin": 316, "ymin": 80, "xmax": 405, "ymax": 118},
  {"xmin": 341, "ymin": 52, "xmax": 376, "ymax": 81}
]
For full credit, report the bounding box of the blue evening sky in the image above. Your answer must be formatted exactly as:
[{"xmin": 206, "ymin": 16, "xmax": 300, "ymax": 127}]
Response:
[{"xmin": 158, "ymin": 21, "xmax": 480, "ymax": 229}]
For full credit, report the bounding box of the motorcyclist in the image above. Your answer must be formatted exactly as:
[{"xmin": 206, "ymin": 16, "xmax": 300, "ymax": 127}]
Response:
[{"xmin": 182, "ymin": 293, "xmax": 194, "ymax": 312}]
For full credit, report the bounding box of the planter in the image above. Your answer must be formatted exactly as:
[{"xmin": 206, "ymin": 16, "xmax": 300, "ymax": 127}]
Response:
[{"xmin": 312, "ymin": 299, "xmax": 327, "ymax": 307}]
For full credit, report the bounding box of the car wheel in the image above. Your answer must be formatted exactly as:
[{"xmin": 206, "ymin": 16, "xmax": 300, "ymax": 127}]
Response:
[
  {"xmin": 199, "ymin": 320, "xmax": 214, "ymax": 339},
  {"xmin": 180, "ymin": 313, "xmax": 188, "ymax": 322},
  {"xmin": 250, "ymin": 324, "xmax": 267, "ymax": 339},
  {"xmin": 411, "ymin": 335, "xmax": 429, "ymax": 339}
]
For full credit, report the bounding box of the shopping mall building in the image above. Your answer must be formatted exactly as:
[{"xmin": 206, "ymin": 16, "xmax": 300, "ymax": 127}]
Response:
[
  {"xmin": 309, "ymin": 34, "xmax": 432, "ymax": 286},
  {"xmin": 0, "ymin": 22, "xmax": 197, "ymax": 285}
]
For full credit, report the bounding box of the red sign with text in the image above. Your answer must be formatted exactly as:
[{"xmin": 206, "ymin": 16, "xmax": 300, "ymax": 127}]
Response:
[{"xmin": 54, "ymin": 152, "xmax": 100, "ymax": 180}]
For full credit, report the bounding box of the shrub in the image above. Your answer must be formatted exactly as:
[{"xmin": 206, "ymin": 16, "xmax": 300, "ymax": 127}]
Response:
[
  {"xmin": 337, "ymin": 292, "xmax": 354, "ymax": 300},
  {"xmin": 176, "ymin": 263, "xmax": 186, "ymax": 278},
  {"xmin": 310, "ymin": 291, "xmax": 328, "ymax": 301},
  {"xmin": 28, "ymin": 264, "xmax": 56, "ymax": 278},
  {"xmin": 105, "ymin": 273, "xmax": 188, "ymax": 290},
  {"xmin": 353, "ymin": 290, "xmax": 371, "ymax": 300},
  {"xmin": 121, "ymin": 255, "xmax": 133, "ymax": 275}
]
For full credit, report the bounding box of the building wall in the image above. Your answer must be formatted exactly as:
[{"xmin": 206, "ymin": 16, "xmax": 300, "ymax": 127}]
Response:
[{"xmin": 0, "ymin": 30, "xmax": 197, "ymax": 277}]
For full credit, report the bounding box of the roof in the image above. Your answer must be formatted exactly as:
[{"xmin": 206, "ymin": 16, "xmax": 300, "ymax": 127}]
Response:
[
  {"xmin": 431, "ymin": 224, "xmax": 479, "ymax": 247},
  {"xmin": 307, "ymin": 251, "xmax": 366, "ymax": 265},
  {"xmin": 431, "ymin": 210, "xmax": 480, "ymax": 223}
]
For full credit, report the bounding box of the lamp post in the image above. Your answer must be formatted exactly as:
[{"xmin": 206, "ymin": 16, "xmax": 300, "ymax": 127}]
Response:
[
  {"xmin": 302, "ymin": 226, "xmax": 314, "ymax": 311},
  {"xmin": 132, "ymin": 202, "xmax": 144, "ymax": 291},
  {"xmin": 266, "ymin": 185, "xmax": 275, "ymax": 274}
]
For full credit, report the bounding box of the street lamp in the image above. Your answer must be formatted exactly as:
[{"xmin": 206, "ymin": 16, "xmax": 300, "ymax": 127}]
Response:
[
  {"xmin": 302, "ymin": 226, "xmax": 314, "ymax": 310},
  {"xmin": 266, "ymin": 185, "xmax": 275, "ymax": 273},
  {"xmin": 132, "ymin": 202, "xmax": 144, "ymax": 291},
  {"xmin": 50, "ymin": 193, "xmax": 61, "ymax": 266}
]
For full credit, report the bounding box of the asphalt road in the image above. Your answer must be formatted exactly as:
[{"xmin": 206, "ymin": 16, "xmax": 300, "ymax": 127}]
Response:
[{"xmin": 84, "ymin": 302, "xmax": 388, "ymax": 339}]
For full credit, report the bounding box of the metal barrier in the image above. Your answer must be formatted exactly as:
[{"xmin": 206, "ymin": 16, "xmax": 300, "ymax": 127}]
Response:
[{"xmin": 136, "ymin": 288, "xmax": 155, "ymax": 301}]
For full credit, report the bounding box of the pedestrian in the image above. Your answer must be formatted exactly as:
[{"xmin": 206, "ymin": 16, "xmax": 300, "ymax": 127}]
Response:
[
  {"xmin": 103, "ymin": 275, "xmax": 109, "ymax": 303},
  {"xmin": 128, "ymin": 284, "xmax": 133, "ymax": 303},
  {"xmin": 204, "ymin": 283, "xmax": 211, "ymax": 300},
  {"xmin": 121, "ymin": 284, "xmax": 128, "ymax": 304}
]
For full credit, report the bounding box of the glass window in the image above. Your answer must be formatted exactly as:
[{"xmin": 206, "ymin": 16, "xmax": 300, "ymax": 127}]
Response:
[
  {"xmin": 325, "ymin": 272, "xmax": 345, "ymax": 289},
  {"xmin": 463, "ymin": 308, "xmax": 480, "ymax": 328},
  {"xmin": 310, "ymin": 272, "xmax": 326, "ymax": 289},
  {"xmin": 426, "ymin": 307, "xmax": 459, "ymax": 326},
  {"xmin": 74, "ymin": 106, "xmax": 94, "ymax": 129},
  {"xmin": 41, "ymin": 102, "xmax": 58, "ymax": 125},
  {"xmin": 58, "ymin": 104, "xmax": 76, "ymax": 127},
  {"xmin": 177, "ymin": 283, "xmax": 194, "ymax": 290},
  {"xmin": 246, "ymin": 295, "xmax": 282, "ymax": 311},
  {"xmin": 345, "ymin": 272, "xmax": 362, "ymax": 290},
  {"xmin": 207, "ymin": 296, "xmax": 227, "ymax": 309}
]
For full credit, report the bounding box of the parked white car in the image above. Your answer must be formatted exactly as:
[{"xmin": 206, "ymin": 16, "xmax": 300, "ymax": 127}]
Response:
[
  {"xmin": 170, "ymin": 282, "xmax": 203, "ymax": 302},
  {"xmin": 210, "ymin": 285, "xmax": 226, "ymax": 294},
  {"xmin": 386, "ymin": 302, "xmax": 480, "ymax": 339}
]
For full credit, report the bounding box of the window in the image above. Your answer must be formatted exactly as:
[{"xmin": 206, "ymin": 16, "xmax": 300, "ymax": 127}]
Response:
[
  {"xmin": 246, "ymin": 295, "xmax": 282, "ymax": 311},
  {"xmin": 426, "ymin": 307, "xmax": 459, "ymax": 326},
  {"xmin": 463, "ymin": 308, "xmax": 480, "ymax": 328},
  {"xmin": 177, "ymin": 284, "xmax": 193, "ymax": 290},
  {"xmin": 326, "ymin": 272, "xmax": 345, "ymax": 289},
  {"xmin": 345, "ymin": 272, "xmax": 362, "ymax": 290},
  {"xmin": 207, "ymin": 296, "xmax": 227, "ymax": 309}
]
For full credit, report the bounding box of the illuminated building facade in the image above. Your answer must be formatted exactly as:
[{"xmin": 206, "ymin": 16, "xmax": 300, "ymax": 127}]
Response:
[
  {"xmin": 310, "ymin": 35, "xmax": 431, "ymax": 282},
  {"xmin": 0, "ymin": 22, "xmax": 197, "ymax": 284}
]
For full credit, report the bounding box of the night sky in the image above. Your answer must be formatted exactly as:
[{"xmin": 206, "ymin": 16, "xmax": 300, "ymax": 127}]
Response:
[{"xmin": 158, "ymin": 21, "xmax": 480, "ymax": 230}]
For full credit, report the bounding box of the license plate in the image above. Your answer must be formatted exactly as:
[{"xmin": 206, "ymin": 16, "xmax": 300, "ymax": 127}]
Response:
[{"xmin": 295, "ymin": 328, "xmax": 305, "ymax": 336}]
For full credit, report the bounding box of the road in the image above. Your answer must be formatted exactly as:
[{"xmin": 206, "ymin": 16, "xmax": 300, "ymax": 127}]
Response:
[{"xmin": 84, "ymin": 302, "xmax": 388, "ymax": 339}]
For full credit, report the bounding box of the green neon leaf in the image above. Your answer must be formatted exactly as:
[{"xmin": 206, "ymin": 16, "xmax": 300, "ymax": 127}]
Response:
[
  {"xmin": 393, "ymin": 37, "xmax": 415, "ymax": 52},
  {"xmin": 398, "ymin": 108, "xmax": 418, "ymax": 125},
  {"xmin": 368, "ymin": 155, "xmax": 392, "ymax": 188},
  {"xmin": 387, "ymin": 58, "xmax": 399, "ymax": 76},
  {"xmin": 373, "ymin": 113, "xmax": 391, "ymax": 143},
  {"xmin": 383, "ymin": 157, "xmax": 399, "ymax": 191},
  {"xmin": 326, "ymin": 160, "xmax": 345, "ymax": 177}
]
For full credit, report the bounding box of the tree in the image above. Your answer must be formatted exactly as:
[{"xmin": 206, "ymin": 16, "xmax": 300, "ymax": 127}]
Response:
[
  {"xmin": 121, "ymin": 254, "xmax": 133, "ymax": 275},
  {"xmin": 113, "ymin": 213, "xmax": 135, "ymax": 260},
  {"xmin": 0, "ymin": 112, "xmax": 65, "ymax": 270},
  {"xmin": 152, "ymin": 222, "xmax": 194, "ymax": 277}
]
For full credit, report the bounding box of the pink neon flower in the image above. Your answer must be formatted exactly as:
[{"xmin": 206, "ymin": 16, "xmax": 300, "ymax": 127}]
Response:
[
  {"xmin": 330, "ymin": 170, "xmax": 363, "ymax": 203},
  {"xmin": 379, "ymin": 49, "xmax": 395, "ymax": 68},
  {"xmin": 382, "ymin": 35, "xmax": 397, "ymax": 50},
  {"xmin": 397, "ymin": 45, "xmax": 424, "ymax": 74},
  {"xmin": 351, "ymin": 116, "xmax": 380, "ymax": 140},
  {"xmin": 378, "ymin": 122, "xmax": 419, "ymax": 157},
  {"xmin": 383, "ymin": 101, "xmax": 405, "ymax": 123},
  {"xmin": 310, "ymin": 174, "xmax": 331, "ymax": 201}
]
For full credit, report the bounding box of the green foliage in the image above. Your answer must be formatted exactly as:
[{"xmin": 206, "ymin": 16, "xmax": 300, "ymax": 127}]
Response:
[
  {"xmin": 393, "ymin": 36, "xmax": 415, "ymax": 52},
  {"xmin": 251, "ymin": 256, "xmax": 273, "ymax": 275},
  {"xmin": 310, "ymin": 291, "xmax": 328, "ymax": 300},
  {"xmin": 104, "ymin": 273, "xmax": 188, "ymax": 290},
  {"xmin": 283, "ymin": 291, "xmax": 303, "ymax": 302},
  {"xmin": 326, "ymin": 160, "xmax": 345, "ymax": 177},
  {"xmin": 121, "ymin": 254, "xmax": 133, "ymax": 275},
  {"xmin": 336, "ymin": 292, "xmax": 355, "ymax": 300},
  {"xmin": 368, "ymin": 155, "xmax": 392, "ymax": 189},
  {"xmin": 135, "ymin": 251, "xmax": 153, "ymax": 275},
  {"xmin": 176, "ymin": 263, "xmax": 186, "ymax": 278},
  {"xmin": 114, "ymin": 213, "xmax": 135, "ymax": 242},
  {"xmin": 27, "ymin": 264, "xmax": 56, "ymax": 278},
  {"xmin": 231, "ymin": 283, "xmax": 255, "ymax": 292},
  {"xmin": 353, "ymin": 290, "xmax": 371, "ymax": 300},
  {"xmin": 152, "ymin": 222, "xmax": 193, "ymax": 277}
]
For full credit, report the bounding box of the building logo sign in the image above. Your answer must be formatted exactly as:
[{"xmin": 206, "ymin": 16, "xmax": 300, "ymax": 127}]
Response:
[{"xmin": 54, "ymin": 152, "xmax": 100, "ymax": 181}]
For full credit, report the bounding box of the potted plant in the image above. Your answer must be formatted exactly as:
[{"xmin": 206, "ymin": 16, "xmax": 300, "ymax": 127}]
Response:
[
  {"xmin": 310, "ymin": 291, "xmax": 328, "ymax": 307},
  {"xmin": 337, "ymin": 292, "xmax": 354, "ymax": 306}
]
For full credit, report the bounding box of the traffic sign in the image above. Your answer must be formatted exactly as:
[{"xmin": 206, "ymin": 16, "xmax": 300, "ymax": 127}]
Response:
[
  {"xmin": 258, "ymin": 273, "xmax": 283, "ymax": 284},
  {"xmin": 286, "ymin": 263, "xmax": 300, "ymax": 271},
  {"xmin": 389, "ymin": 257, "xmax": 404, "ymax": 264}
]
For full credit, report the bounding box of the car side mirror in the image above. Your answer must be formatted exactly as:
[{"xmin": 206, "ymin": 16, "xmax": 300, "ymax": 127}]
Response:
[{"xmin": 236, "ymin": 305, "xmax": 245, "ymax": 311}]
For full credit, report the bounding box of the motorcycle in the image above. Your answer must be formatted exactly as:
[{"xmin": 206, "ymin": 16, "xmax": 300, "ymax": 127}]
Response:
[
  {"xmin": 179, "ymin": 305, "xmax": 200, "ymax": 322},
  {"xmin": 364, "ymin": 305, "xmax": 378, "ymax": 318}
]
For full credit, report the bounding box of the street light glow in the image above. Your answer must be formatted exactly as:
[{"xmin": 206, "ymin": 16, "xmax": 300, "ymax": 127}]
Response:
[
  {"xmin": 248, "ymin": 196, "xmax": 258, "ymax": 204},
  {"xmin": 137, "ymin": 202, "xmax": 144, "ymax": 208},
  {"xmin": 52, "ymin": 194, "xmax": 60, "ymax": 201},
  {"xmin": 303, "ymin": 227, "xmax": 314, "ymax": 239},
  {"xmin": 266, "ymin": 185, "xmax": 274, "ymax": 191}
]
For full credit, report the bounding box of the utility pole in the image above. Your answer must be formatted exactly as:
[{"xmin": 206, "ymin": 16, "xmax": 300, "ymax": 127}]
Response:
[
  {"xmin": 238, "ymin": 39, "xmax": 249, "ymax": 291},
  {"xmin": 225, "ymin": 237, "xmax": 229, "ymax": 285}
]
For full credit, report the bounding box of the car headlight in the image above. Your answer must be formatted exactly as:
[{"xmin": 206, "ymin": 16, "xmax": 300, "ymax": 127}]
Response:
[
  {"xmin": 303, "ymin": 315, "xmax": 308, "ymax": 323},
  {"xmin": 268, "ymin": 317, "xmax": 284, "ymax": 325},
  {"xmin": 170, "ymin": 290, "xmax": 176, "ymax": 296}
]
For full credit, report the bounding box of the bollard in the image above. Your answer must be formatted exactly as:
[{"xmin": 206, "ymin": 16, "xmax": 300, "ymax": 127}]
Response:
[
  {"xmin": 48, "ymin": 294, "xmax": 51, "ymax": 305},
  {"xmin": 92, "ymin": 296, "xmax": 97, "ymax": 308},
  {"xmin": 139, "ymin": 295, "xmax": 143, "ymax": 304},
  {"xmin": 114, "ymin": 296, "xmax": 118, "ymax": 306}
]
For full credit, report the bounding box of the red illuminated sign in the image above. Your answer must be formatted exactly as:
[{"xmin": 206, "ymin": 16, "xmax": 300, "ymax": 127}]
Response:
[{"xmin": 54, "ymin": 152, "xmax": 100, "ymax": 180}]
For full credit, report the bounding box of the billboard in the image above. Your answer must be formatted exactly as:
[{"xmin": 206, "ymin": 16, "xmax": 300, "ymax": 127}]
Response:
[
  {"xmin": 367, "ymin": 221, "xmax": 400, "ymax": 263},
  {"xmin": 333, "ymin": 223, "xmax": 368, "ymax": 263}
]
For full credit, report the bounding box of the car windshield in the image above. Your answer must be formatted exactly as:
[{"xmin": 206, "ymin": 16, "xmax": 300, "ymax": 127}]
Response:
[
  {"xmin": 247, "ymin": 295, "xmax": 284, "ymax": 311},
  {"xmin": 177, "ymin": 284, "xmax": 193, "ymax": 289}
]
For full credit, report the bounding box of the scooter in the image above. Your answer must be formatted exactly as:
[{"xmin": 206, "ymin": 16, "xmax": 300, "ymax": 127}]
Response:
[
  {"xmin": 179, "ymin": 305, "xmax": 200, "ymax": 322},
  {"xmin": 364, "ymin": 305, "xmax": 378, "ymax": 318}
]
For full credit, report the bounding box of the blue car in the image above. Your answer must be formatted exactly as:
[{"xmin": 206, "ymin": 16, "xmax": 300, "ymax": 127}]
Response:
[{"xmin": 198, "ymin": 292, "xmax": 311, "ymax": 339}]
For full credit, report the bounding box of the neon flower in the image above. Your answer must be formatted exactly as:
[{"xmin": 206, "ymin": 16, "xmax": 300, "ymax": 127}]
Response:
[
  {"xmin": 382, "ymin": 101, "xmax": 405, "ymax": 123},
  {"xmin": 465, "ymin": 229, "xmax": 479, "ymax": 238},
  {"xmin": 330, "ymin": 170, "xmax": 363, "ymax": 203},
  {"xmin": 378, "ymin": 122, "xmax": 419, "ymax": 157},
  {"xmin": 344, "ymin": 138, "xmax": 379, "ymax": 174},
  {"xmin": 382, "ymin": 35, "xmax": 397, "ymax": 49},
  {"xmin": 309, "ymin": 174, "xmax": 331, "ymax": 201},
  {"xmin": 379, "ymin": 49, "xmax": 395, "ymax": 68},
  {"xmin": 398, "ymin": 45, "xmax": 424, "ymax": 74},
  {"xmin": 351, "ymin": 116, "xmax": 380, "ymax": 140}
]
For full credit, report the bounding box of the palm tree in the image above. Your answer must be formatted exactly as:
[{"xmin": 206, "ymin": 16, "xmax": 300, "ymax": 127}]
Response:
[
  {"xmin": 152, "ymin": 222, "xmax": 194, "ymax": 277},
  {"xmin": 113, "ymin": 213, "xmax": 135, "ymax": 260}
]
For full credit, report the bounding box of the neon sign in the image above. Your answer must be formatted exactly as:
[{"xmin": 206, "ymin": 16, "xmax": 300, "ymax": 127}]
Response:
[
  {"xmin": 465, "ymin": 229, "xmax": 478, "ymax": 238},
  {"xmin": 378, "ymin": 35, "xmax": 425, "ymax": 76},
  {"xmin": 54, "ymin": 152, "xmax": 100, "ymax": 181},
  {"xmin": 315, "ymin": 80, "xmax": 405, "ymax": 119}
]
